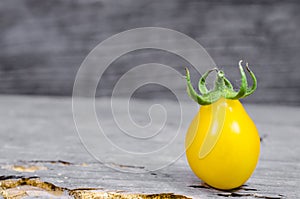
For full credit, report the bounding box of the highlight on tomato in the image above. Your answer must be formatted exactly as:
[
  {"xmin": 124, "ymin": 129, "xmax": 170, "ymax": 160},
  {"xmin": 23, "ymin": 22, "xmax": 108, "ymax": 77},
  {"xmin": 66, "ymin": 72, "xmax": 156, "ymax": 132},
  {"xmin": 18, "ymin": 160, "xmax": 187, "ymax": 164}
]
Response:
[{"xmin": 185, "ymin": 60, "xmax": 260, "ymax": 190}]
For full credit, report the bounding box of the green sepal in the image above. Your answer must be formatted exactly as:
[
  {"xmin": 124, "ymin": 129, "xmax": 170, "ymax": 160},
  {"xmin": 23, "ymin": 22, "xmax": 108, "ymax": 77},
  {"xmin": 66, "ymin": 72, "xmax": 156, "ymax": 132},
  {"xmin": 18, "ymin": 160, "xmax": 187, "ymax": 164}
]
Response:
[
  {"xmin": 198, "ymin": 68, "xmax": 217, "ymax": 95},
  {"xmin": 185, "ymin": 60, "xmax": 257, "ymax": 105},
  {"xmin": 244, "ymin": 62, "xmax": 257, "ymax": 97}
]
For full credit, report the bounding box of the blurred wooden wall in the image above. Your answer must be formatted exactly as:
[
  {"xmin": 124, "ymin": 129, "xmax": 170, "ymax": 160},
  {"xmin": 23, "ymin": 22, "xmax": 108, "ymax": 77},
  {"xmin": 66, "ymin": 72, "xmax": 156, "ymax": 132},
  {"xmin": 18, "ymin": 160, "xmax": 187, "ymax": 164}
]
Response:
[{"xmin": 0, "ymin": 0, "xmax": 299, "ymax": 105}]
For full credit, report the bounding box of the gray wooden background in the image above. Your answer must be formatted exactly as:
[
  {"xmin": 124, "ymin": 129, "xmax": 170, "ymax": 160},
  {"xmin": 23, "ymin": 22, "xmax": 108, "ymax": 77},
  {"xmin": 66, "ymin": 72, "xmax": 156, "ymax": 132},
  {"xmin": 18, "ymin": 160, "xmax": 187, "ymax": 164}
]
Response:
[{"xmin": 0, "ymin": 0, "xmax": 299, "ymax": 105}]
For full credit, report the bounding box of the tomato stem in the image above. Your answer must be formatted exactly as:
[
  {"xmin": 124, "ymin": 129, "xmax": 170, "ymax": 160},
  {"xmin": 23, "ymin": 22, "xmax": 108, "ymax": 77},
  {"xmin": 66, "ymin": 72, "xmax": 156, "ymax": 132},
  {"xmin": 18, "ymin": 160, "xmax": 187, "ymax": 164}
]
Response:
[{"xmin": 185, "ymin": 60, "xmax": 257, "ymax": 105}]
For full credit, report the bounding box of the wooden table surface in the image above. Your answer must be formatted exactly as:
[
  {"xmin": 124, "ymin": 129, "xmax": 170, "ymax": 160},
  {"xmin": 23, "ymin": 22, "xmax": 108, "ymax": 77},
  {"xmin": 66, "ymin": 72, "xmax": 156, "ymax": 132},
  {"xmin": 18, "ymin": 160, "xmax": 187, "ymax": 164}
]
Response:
[{"xmin": 0, "ymin": 95, "xmax": 299, "ymax": 198}]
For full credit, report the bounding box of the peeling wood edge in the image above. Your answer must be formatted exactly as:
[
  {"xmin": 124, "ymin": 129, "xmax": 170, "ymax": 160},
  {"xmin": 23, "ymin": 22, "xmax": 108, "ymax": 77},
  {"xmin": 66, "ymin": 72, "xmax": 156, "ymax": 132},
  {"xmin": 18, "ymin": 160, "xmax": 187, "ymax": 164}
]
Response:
[
  {"xmin": 0, "ymin": 178, "xmax": 191, "ymax": 199},
  {"xmin": 70, "ymin": 190, "xmax": 192, "ymax": 199},
  {"xmin": 0, "ymin": 176, "xmax": 286, "ymax": 199}
]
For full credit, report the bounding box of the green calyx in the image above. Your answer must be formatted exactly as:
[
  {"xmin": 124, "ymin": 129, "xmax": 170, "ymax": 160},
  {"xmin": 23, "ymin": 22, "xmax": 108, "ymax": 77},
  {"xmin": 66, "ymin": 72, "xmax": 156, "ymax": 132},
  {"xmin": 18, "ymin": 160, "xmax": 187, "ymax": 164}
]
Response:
[{"xmin": 185, "ymin": 60, "xmax": 257, "ymax": 105}]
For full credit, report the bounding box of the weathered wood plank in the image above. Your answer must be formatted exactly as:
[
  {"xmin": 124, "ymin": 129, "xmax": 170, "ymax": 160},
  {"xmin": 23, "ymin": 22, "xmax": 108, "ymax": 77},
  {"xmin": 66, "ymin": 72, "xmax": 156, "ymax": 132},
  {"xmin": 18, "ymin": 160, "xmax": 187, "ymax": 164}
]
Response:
[
  {"xmin": 0, "ymin": 95, "xmax": 299, "ymax": 198},
  {"xmin": 0, "ymin": 1, "xmax": 300, "ymax": 105}
]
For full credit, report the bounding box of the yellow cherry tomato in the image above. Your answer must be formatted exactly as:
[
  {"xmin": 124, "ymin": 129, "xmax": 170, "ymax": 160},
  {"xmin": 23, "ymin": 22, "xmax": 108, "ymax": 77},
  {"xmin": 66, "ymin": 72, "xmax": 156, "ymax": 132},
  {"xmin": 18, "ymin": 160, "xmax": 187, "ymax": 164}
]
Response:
[
  {"xmin": 185, "ymin": 98, "xmax": 260, "ymax": 190},
  {"xmin": 185, "ymin": 60, "xmax": 260, "ymax": 190}
]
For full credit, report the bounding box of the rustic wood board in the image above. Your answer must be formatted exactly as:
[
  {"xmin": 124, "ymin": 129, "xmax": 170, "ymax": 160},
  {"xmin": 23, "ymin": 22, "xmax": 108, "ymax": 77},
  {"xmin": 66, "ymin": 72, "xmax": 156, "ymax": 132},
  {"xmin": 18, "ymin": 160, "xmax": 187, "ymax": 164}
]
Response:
[
  {"xmin": 1, "ymin": 0, "xmax": 300, "ymax": 105},
  {"xmin": 0, "ymin": 95, "xmax": 299, "ymax": 198}
]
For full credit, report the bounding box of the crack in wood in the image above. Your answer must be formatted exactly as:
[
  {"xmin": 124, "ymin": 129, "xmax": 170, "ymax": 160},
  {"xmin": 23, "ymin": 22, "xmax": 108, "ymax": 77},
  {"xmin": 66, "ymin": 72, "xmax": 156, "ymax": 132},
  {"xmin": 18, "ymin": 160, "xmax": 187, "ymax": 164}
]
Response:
[
  {"xmin": 217, "ymin": 192, "xmax": 285, "ymax": 198},
  {"xmin": 188, "ymin": 184, "xmax": 210, "ymax": 189},
  {"xmin": 21, "ymin": 160, "xmax": 72, "ymax": 165},
  {"xmin": 0, "ymin": 177, "xmax": 191, "ymax": 199},
  {"xmin": 0, "ymin": 176, "xmax": 38, "ymax": 181},
  {"xmin": 109, "ymin": 162, "xmax": 146, "ymax": 169},
  {"xmin": 189, "ymin": 184, "xmax": 285, "ymax": 199}
]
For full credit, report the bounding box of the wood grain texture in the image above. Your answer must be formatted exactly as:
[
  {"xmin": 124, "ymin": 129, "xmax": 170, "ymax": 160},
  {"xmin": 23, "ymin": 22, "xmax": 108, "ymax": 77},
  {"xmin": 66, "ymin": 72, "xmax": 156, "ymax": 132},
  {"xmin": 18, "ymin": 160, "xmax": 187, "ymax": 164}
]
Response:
[
  {"xmin": 0, "ymin": 95, "xmax": 299, "ymax": 198},
  {"xmin": 0, "ymin": 0, "xmax": 300, "ymax": 105}
]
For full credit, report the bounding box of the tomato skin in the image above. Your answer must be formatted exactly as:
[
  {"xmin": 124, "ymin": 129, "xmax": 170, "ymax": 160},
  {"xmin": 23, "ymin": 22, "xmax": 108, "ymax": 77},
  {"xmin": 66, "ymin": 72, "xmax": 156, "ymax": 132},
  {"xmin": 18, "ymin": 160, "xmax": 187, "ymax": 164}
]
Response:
[{"xmin": 185, "ymin": 98, "xmax": 260, "ymax": 190}]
